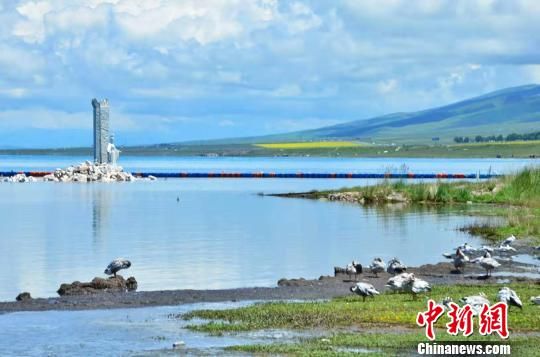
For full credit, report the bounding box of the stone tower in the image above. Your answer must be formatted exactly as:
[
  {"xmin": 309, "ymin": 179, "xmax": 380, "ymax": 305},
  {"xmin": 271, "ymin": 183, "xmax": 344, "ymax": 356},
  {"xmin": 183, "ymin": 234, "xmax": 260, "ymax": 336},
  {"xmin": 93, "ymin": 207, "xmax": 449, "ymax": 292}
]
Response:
[{"xmin": 92, "ymin": 98, "xmax": 110, "ymax": 164}]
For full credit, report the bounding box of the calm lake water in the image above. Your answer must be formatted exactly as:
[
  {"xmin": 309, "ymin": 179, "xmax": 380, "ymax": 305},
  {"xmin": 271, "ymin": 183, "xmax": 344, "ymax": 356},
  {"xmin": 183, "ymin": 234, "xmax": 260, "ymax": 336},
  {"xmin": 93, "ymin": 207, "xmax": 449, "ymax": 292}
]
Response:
[{"xmin": 1, "ymin": 155, "xmax": 537, "ymax": 301}]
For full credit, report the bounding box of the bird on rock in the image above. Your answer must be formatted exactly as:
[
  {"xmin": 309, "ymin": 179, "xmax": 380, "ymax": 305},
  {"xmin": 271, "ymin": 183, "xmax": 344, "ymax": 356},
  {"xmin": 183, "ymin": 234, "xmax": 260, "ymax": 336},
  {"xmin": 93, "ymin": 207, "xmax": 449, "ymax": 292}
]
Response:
[{"xmin": 104, "ymin": 258, "xmax": 131, "ymax": 278}]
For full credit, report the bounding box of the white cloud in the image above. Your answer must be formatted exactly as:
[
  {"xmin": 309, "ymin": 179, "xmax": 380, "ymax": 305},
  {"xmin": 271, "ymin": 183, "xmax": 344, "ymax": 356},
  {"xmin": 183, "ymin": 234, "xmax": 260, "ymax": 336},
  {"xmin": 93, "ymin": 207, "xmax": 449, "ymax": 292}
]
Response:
[
  {"xmin": 0, "ymin": 88, "xmax": 28, "ymax": 98},
  {"xmin": 377, "ymin": 79, "xmax": 398, "ymax": 94},
  {"xmin": 271, "ymin": 84, "xmax": 302, "ymax": 97},
  {"xmin": 0, "ymin": 0, "xmax": 539, "ymax": 145},
  {"xmin": 218, "ymin": 119, "xmax": 236, "ymax": 127},
  {"xmin": 13, "ymin": 1, "xmax": 52, "ymax": 43},
  {"xmin": 524, "ymin": 65, "xmax": 540, "ymax": 83}
]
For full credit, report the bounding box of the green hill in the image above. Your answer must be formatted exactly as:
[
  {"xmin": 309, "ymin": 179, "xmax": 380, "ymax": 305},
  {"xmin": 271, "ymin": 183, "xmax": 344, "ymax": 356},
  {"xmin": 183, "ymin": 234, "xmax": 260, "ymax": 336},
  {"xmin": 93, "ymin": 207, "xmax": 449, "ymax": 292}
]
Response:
[{"xmin": 261, "ymin": 84, "xmax": 540, "ymax": 144}]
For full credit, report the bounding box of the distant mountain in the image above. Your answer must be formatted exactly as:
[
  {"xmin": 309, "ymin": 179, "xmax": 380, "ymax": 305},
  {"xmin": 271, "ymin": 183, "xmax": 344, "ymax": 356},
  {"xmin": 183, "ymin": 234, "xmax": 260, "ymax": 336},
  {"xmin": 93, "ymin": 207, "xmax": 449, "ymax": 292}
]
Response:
[{"xmin": 277, "ymin": 84, "xmax": 540, "ymax": 144}]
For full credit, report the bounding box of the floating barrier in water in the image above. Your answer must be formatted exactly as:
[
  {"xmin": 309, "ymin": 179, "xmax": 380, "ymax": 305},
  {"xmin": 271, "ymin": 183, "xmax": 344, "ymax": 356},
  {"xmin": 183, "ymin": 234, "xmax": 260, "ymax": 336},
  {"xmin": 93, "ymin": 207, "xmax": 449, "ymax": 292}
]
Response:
[
  {"xmin": 0, "ymin": 170, "xmax": 499, "ymax": 179},
  {"xmin": 128, "ymin": 172, "xmax": 497, "ymax": 179}
]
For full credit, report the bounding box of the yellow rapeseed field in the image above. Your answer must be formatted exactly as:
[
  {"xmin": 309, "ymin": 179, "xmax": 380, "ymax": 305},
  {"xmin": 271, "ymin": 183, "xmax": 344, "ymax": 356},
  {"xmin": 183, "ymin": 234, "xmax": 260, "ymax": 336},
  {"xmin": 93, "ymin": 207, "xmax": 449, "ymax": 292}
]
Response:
[{"xmin": 255, "ymin": 141, "xmax": 363, "ymax": 149}]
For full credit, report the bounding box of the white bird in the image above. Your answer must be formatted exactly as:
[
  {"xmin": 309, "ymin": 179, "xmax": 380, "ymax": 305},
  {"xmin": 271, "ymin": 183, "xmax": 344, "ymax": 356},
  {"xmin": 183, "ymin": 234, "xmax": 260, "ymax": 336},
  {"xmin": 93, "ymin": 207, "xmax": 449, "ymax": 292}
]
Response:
[
  {"xmin": 455, "ymin": 242, "xmax": 478, "ymax": 254},
  {"xmin": 460, "ymin": 293, "xmax": 490, "ymax": 316},
  {"xmin": 104, "ymin": 258, "xmax": 131, "ymax": 278},
  {"xmin": 495, "ymin": 244, "xmax": 516, "ymax": 253},
  {"xmin": 530, "ymin": 296, "xmax": 540, "ymax": 305},
  {"xmin": 444, "ymin": 245, "xmax": 475, "ymax": 259},
  {"xmin": 453, "ymin": 247, "xmax": 469, "ymax": 272},
  {"xmin": 368, "ymin": 258, "xmax": 385, "ymax": 277},
  {"xmin": 481, "ymin": 245, "xmax": 495, "ymax": 254},
  {"xmin": 350, "ymin": 282, "xmax": 380, "ymax": 301},
  {"xmin": 385, "ymin": 272, "xmax": 414, "ymax": 293},
  {"xmin": 498, "ymin": 287, "xmax": 522, "ymax": 309},
  {"xmin": 502, "ymin": 235, "xmax": 516, "ymax": 246},
  {"xmin": 472, "ymin": 252, "xmax": 500, "ymax": 277},
  {"xmin": 402, "ymin": 274, "xmax": 431, "ymax": 299},
  {"xmin": 345, "ymin": 261, "xmax": 362, "ymax": 281},
  {"xmin": 386, "ymin": 257, "xmax": 407, "ymax": 275}
]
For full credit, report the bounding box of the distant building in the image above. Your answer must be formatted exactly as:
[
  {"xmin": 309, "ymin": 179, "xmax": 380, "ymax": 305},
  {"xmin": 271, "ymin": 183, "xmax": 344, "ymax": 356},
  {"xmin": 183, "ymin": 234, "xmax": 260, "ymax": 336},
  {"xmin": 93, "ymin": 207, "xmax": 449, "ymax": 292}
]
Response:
[{"xmin": 92, "ymin": 98, "xmax": 110, "ymax": 164}]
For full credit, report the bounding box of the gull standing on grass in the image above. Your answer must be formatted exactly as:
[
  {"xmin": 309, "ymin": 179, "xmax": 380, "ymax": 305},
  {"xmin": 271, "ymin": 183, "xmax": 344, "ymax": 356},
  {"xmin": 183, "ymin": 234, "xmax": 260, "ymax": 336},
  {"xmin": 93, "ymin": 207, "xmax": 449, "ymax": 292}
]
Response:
[
  {"xmin": 402, "ymin": 274, "xmax": 431, "ymax": 300},
  {"xmin": 498, "ymin": 287, "xmax": 523, "ymax": 309},
  {"xmin": 460, "ymin": 293, "xmax": 490, "ymax": 316},
  {"xmin": 530, "ymin": 296, "xmax": 540, "ymax": 305},
  {"xmin": 350, "ymin": 282, "xmax": 380, "ymax": 302},
  {"xmin": 385, "ymin": 273, "xmax": 414, "ymax": 293}
]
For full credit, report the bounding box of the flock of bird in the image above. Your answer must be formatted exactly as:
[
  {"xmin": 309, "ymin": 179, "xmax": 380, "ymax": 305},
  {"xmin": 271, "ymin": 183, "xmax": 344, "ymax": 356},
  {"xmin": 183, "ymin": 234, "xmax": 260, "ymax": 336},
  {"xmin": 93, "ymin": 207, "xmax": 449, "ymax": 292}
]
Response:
[
  {"xmin": 442, "ymin": 235, "xmax": 519, "ymax": 276},
  {"xmin": 347, "ymin": 235, "xmax": 540, "ymax": 309},
  {"xmin": 443, "ymin": 286, "xmax": 525, "ymax": 314},
  {"xmin": 348, "ymin": 257, "xmax": 432, "ymax": 301}
]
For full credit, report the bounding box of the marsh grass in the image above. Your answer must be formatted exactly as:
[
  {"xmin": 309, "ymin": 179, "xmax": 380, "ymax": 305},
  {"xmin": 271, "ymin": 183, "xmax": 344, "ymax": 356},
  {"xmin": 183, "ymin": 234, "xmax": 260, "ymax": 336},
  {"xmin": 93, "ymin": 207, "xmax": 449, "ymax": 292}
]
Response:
[
  {"xmin": 309, "ymin": 167, "xmax": 540, "ymax": 242},
  {"xmin": 183, "ymin": 283, "xmax": 540, "ymax": 335},
  {"xmin": 226, "ymin": 332, "xmax": 540, "ymax": 356}
]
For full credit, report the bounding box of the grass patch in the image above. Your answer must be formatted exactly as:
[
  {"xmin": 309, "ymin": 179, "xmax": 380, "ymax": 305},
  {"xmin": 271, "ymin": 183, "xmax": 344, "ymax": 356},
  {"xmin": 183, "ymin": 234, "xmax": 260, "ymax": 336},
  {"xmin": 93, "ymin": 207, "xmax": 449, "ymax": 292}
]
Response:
[
  {"xmin": 255, "ymin": 141, "xmax": 364, "ymax": 149},
  {"xmin": 302, "ymin": 167, "xmax": 540, "ymax": 243},
  {"xmin": 184, "ymin": 283, "xmax": 540, "ymax": 335},
  {"xmin": 226, "ymin": 332, "xmax": 540, "ymax": 356}
]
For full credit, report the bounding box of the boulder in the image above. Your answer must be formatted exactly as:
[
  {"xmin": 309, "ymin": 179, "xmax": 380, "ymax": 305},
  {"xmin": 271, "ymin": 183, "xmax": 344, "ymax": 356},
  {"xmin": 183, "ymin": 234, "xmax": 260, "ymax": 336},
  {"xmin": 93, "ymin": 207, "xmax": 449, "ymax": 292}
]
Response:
[
  {"xmin": 16, "ymin": 292, "xmax": 32, "ymax": 301},
  {"xmin": 126, "ymin": 277, "xmax": 138, "ymax": 291},
  {"xmin": 57, "ymin": 275, "xmax": 138, "ymax": 296}
]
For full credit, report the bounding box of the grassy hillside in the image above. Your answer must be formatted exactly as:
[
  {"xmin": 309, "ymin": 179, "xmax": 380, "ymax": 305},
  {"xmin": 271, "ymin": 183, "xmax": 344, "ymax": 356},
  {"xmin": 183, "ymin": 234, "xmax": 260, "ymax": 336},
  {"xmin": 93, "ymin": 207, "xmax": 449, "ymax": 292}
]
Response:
[{"xmin": 269, "ymin": 84, "xmax": 540, "ymax": 144}]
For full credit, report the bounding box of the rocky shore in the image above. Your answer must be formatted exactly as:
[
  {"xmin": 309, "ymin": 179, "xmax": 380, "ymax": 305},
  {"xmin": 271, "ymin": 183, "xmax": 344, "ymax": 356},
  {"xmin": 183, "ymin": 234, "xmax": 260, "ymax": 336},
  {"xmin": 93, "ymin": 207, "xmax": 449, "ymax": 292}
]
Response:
[
  {"xmin": 2, "ymin": 257, "xmax": 537, "ymax": 314},
  {"xmin": 2, "ymin": 161, "xmax": 156, "ymax": 183}
]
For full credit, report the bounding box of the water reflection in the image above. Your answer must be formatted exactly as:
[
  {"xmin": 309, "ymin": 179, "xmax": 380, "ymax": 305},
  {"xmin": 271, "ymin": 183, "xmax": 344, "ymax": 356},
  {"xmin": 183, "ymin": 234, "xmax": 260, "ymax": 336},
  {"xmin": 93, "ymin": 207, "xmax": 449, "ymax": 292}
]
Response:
[{"xmin": 0, "ymin": 180, "xmax": 493, "ymax": 301}]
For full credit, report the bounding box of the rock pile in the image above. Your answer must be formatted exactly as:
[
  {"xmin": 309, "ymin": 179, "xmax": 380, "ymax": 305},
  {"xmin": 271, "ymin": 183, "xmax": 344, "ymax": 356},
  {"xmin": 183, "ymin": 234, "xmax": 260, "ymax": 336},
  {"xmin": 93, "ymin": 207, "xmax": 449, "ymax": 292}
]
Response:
[
  {"xmin": 2, "ymin": 174, "xmax": 36, "ymax": 183},
  {"xmin": 57, "ymin": 275, "xmax": 138, "ymax": 296},
  {"xmin": 327, "ymin": 192, "xmax": 364, "ymax": 203},
  {"xmin": 15, "ymin": 292, "xmax": 32, "ymax": 301},
  {"xmin": 43, "ymin": 161, "xmax": 137, "ymax": 182},
  {"xmin": 2, "ymin": 161, "xmax": 155, "ymax": 183}
]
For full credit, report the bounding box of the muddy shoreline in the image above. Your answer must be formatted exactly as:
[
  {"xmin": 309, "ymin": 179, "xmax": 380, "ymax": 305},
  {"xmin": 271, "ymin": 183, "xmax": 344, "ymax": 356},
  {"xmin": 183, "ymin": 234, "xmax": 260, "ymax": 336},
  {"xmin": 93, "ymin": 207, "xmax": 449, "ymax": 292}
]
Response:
[{"xmin": 2, "ymin": 258, "xmax": 538, "ymax": 314}]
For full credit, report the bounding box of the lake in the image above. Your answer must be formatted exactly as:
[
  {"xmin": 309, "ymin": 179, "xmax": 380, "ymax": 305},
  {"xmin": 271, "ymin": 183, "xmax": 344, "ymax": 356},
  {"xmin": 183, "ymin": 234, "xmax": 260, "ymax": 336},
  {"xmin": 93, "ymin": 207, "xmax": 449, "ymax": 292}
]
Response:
[{"xmin": 0, "ymin": 156, "xmax": 537, "ymax": 301}]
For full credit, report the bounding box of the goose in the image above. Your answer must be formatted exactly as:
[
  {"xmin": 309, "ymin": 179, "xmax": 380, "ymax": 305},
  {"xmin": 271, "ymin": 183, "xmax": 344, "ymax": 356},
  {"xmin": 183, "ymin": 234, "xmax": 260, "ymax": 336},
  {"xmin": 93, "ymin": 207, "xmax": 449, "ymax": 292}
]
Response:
[
  {"xmin": 386, "ymin": 258, "xmax": 407, "ymax": 275},
  {"xmin": 385, "ymin": 272, "xmax": 414, "ymax": 293},
  {"xmin": 454, "ymin": 242, "xmax": 478, "ymax": 254},
  {"xmin": 345, "ymin": 261, "xmax": 362, "ymax": 281},
  {"xmin": 104, "ymin": 258, "xmax": 131, "ymax": 278},
  {"xmin": 494, "ymin": 244, "xmax": 516, "ymax": 253},
  {"xmin": 459, "ymin": 293, "xmax": 490, "ymax": 316},
  {"xmin": 368, "ymin": 258, "xmax": 385, "ymax": 277},
  {"xmin": 453, "ymin": 247, "xmax": 469, "ymax": 272},
  {"xmin": 402, "ymin": 274, "xmax": 431, "ymax": 299},
  {"xmin": 472, "ymin": 252, "xmax": 500, "ymax": 277},
  {"xmin": 350, "ymin": 282, "xmax": 380, "ymax": 301},
  {"xmin": 498, "ymin": 287, "xmax": 522, "ymax": 309},
  {"xmin": 502, "ymin": 235, "xmax": 516, "ymax": 246},
  {"xmin": 481, "ymin": 245, "xmax": 495, "ymax": 254},
  {"xmin": 530, "ymin": 296, "xmax": 540, "ymax": 305}
]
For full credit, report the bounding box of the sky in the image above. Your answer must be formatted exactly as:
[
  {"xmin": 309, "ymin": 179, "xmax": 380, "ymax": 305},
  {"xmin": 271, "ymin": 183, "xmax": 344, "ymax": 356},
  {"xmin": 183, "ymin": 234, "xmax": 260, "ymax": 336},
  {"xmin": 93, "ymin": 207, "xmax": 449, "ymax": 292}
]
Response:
[{"xmin": 0, "ymin": 0, "xmax": 539, "ymax": 148}]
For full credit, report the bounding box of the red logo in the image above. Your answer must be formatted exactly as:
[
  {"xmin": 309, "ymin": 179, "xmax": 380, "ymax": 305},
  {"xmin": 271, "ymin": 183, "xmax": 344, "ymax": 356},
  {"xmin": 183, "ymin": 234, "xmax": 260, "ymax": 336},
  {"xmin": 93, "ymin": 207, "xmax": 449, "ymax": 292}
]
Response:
[
  {"xmin": 416, "ymin": 300, "xmax": 445, "ymax": 340},
  {"xmin": 446, "ymin": 302, "xmax": 474, "ymax": 337},
  {"xmin": 417, "ymin": 300, "xmax": 509, "ymax": 340},
  {"xmin": 479, "ymin": 302, "xmax": 509, "ymax": 339}
]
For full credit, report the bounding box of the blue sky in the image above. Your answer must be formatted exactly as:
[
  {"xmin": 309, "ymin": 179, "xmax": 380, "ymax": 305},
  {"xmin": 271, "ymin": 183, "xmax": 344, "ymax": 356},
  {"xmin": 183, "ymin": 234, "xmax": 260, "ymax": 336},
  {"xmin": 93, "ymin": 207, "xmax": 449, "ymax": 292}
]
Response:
[{"xmin": 0, "ymin": 0, "xmax": 539, "ymax": 148}]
